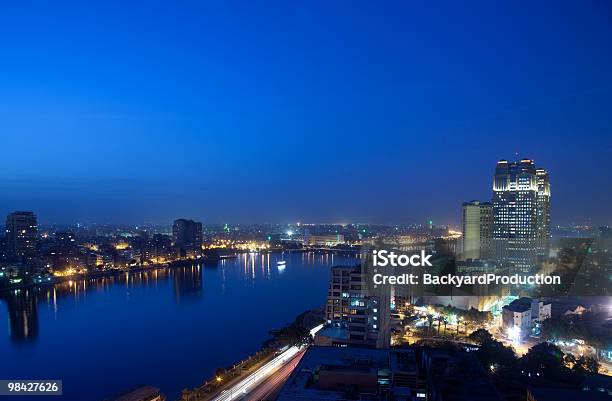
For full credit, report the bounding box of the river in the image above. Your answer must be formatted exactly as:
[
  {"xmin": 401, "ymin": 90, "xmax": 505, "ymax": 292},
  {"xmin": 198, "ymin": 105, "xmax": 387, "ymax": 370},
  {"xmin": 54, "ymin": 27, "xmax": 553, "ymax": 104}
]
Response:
[{"xmin": 0, "ymin": 252, "xmax": 360, "ymax": 401}]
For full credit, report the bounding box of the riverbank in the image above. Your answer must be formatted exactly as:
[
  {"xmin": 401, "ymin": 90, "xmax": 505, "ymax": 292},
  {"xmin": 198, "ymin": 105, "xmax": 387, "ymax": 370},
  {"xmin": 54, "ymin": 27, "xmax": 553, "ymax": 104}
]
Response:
[
  {"xmin": 178, "ymin": 307, "xmax": 324, "ymax": 401},
  {"xmin": 0, "ymin": 247, "xmax": 361, "ymax": 295},
  {"xmin": 0, "ymin": 263, "xmax": 171, "ymax": 294}
]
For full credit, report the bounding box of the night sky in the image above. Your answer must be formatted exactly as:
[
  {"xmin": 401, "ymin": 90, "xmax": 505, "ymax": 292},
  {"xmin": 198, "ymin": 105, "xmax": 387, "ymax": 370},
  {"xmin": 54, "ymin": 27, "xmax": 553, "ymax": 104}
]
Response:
[{"xmin": 1, "ymin": 1, "xmax": 611, "ymax": 225}]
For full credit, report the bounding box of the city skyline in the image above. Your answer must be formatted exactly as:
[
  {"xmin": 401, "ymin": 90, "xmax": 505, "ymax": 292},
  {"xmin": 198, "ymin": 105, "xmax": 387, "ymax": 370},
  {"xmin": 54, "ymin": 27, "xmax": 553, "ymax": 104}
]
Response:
[
  {"xmin": 2, "ymin": 1, "xmax": 612, "ymax": 225},
  {"xmin": 1, "ymin": 157, "xmax": 608, "ymax": 228},
  {"xmin": 1, "ymin": 3, "xmax": 610, "ymax": 400}
]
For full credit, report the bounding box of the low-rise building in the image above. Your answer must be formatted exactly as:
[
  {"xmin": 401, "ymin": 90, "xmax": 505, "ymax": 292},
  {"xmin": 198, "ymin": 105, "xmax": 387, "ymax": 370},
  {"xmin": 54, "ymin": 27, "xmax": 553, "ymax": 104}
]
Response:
[
  {"xmin": 531, "ymin": 299, "xmax": 552, "ymax": 321},
  {"xmin": 304, "ymin": 234, "xmax": 345, "ymax": 247},
  {"xmin": 277, "ymin": 345, "xmax": 500, "ymax": 401},
  {"xmin": 276, "ymin": 346, "xmax": 423, "ymax": 401},
  {"xmin": 502, "ymin": 297, "xmax": 551, "ymax": 339}
]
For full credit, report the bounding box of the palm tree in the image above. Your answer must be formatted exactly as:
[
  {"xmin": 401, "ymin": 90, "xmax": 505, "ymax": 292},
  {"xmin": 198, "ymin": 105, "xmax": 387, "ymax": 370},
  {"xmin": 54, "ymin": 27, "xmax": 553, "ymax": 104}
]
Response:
[
  {"xmin": 436, "ymin": 316, "xmax": 444, "ymax": 336},
  {"xmin": 427, "ymin": 314, "xmax": 434, "ymax": 337}
]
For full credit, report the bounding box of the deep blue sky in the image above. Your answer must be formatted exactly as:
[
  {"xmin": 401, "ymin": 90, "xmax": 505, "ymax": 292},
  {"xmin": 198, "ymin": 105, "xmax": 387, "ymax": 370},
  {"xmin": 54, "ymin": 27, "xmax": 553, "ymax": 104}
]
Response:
[{"xmin": 1, "ymin": 1, "xmax": 611, "ymax": 225}]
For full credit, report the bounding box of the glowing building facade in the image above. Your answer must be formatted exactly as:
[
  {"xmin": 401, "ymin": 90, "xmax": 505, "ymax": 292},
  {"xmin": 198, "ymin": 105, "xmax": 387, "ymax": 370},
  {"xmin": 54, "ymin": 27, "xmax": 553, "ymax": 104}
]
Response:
[
  {"xmin": 535, "ymin": 168, "xmax": 551, "ymax": 258},
  {"xmin": 492, "ymin": 159, "xmax": 550, "ymax": 272},
  {"xmin": 324, "ymin": 265, "xmax": 390, "ymax": 348},
  {"xmin": 460, "ymin": 201, "xmax": 492, "ymax": 260}
]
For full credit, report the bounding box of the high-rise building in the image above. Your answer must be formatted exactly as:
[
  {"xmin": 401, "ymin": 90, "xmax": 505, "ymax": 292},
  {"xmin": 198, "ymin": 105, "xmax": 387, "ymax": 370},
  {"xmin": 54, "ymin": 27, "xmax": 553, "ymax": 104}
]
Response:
[
  {"xmin": 323, "ymin": 265, "xmax": 389, "ymax": 348},
  {"xmin": 172, "ymin": 218, "xmax": 202, "ymax": 258},
  {"xmin": 460, "ymin": 201, "xmax": 492, "ymax": 260},
  {"xmin": 149, "ymin": 233, "xmax": 172, "ymax": 261},
  {"xmin": 492, "ymin": 159, "xmax": 550, "ymax": 272},
  {"xmin": 535, "ymin": 168, "xmax": 551, "ymax": 258},
  {"xmin": 5, "ymin": 211, "xmax": 38, "ymax": 264},
  {"xmin": 49, "ymin": 231, "xmax": 81, "ymax": 270}
]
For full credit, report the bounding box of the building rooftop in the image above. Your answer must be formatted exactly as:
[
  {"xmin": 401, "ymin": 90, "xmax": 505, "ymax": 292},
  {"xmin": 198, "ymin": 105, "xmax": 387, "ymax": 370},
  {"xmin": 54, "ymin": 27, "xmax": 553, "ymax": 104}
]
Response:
[
  {"xmin": 109, "ymin": 385, "xmax": 163, "ymax": 401},
  {"xmin": 330, "ymin": 264, "xmax": 360, "ymax": 272},
  {"xmin": 278, "ymin": 345, "xmax": 498, "ymax": 401},
  {"xmin": 389, "ymin": 349, "xmax": 417, "ymax": 373},
  {"xmin": 420, "ymin": 347, "xmax": 501, "ymax": 401},
  {"xmin": 529, "ymin": 387, "xmax": 610, "ymax": 401},
  {"xmin": 317, "ymin": 326, "xmax": 350, "ymax": 341},
  {"xmin": 276, "ymin": 346, "xmax": 390, "ymax": 401},
  {"xmin": 462, "ymin": 200, "xmax": 492, "ymax": 206},
  {"xmin": 503, "ymin": 297, "xmax": 533, "ymax": 313},
  {"xmin": 582, "ymin": 373, "xmax": 612, "ymax": 393}
]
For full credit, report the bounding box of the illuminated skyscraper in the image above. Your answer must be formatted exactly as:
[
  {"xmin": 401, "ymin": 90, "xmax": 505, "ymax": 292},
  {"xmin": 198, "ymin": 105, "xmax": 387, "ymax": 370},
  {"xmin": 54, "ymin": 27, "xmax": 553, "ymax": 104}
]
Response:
[
  {"xmin": 460, "ymin": 201, "xmax": 492, "ymax": 260},
  {"xmin": 535, "ymin": 168, "xmax": 551, "ymax": 258},
  {"xmin": 5, "ymin": 211, "xmax": 38, "ymax": 264},
  {"xmin": 492, "ymin": 159, "xmax": 550, "ymax": 272}
]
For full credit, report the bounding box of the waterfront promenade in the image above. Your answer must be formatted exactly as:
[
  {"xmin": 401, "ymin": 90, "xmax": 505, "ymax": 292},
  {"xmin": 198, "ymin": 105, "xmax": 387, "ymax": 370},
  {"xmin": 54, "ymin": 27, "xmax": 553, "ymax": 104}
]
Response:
[{"xmin": 184, "ymin": 324, "xmax": 323, "ymax": 401}]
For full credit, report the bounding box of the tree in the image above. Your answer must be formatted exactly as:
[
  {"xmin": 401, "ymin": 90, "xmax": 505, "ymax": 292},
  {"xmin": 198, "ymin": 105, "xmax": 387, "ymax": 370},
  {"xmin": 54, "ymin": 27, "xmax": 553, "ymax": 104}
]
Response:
[
  {"xmin": 541, "ymin": 318, "xmax": 570, "ymax": 341},
  {"xmin": 564, "ymin": 353, "xmax": 577, "ymax": 367},
  {"xmin": 466, "ymin": 307, "xmax": 491, "ymax": 325},
  {"xmin": 573, "ymin": 356, "xmax": 600, "ymax": 374},
  {"xmin": 520, "ymin": 342, "xmax": 566, "ymax": 379},
  {"xmin": 542, "ymin": 312, "xmax": 608, "ymax": 360},
  {"xmin": 468, "ymin": 328, "xmax": 493, "ymax": 345},
  {"xmin": 475, "ymin": 338, "xmax": 518, "ymax": 369},
  {"xmin": 271, "ymin": 324, "xmax": 312, "ymax": 347},
  {"xmin": 436, "ymin": 315, "xmax": 444, "ymax": 336},
  {"xmin": 426, "ymin": 314, "xmax": 434, "ymax": 337}
]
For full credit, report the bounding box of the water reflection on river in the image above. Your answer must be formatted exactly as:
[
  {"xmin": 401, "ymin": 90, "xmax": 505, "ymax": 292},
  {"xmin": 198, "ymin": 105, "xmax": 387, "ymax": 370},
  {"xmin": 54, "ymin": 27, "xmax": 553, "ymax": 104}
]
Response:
[{"xmin": 0, "ymin": 252, "xmax": 359, "ymax": 401}]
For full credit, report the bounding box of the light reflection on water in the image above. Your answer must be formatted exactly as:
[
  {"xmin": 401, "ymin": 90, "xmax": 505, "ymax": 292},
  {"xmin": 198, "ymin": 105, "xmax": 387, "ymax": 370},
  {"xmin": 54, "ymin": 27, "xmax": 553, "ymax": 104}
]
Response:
[{"xmin": 0, "ymin": 251, "xmax": 359, "ymax": 401}]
